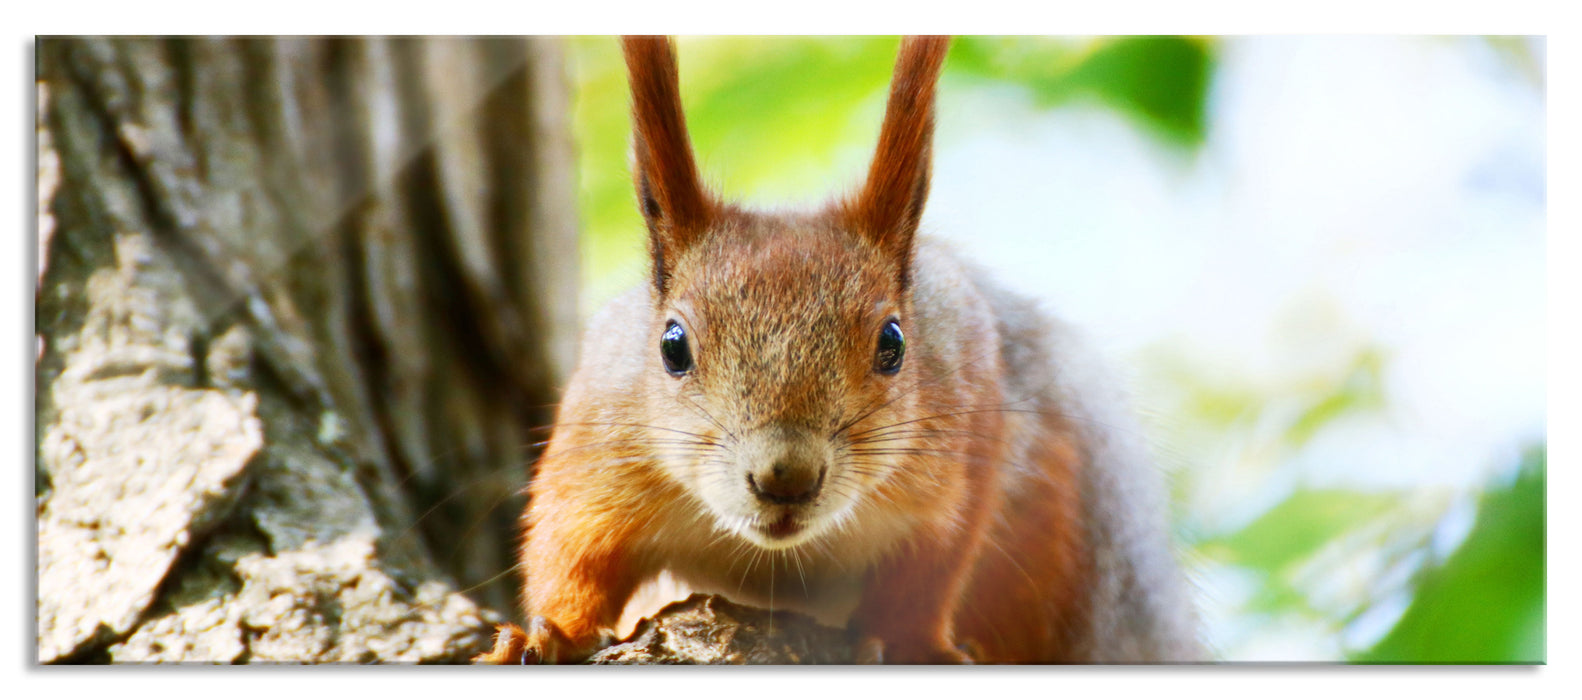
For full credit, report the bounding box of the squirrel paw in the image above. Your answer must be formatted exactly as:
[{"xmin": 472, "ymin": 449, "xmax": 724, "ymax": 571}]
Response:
[
  {"xmin": 474, "ymin": 622, "xmax": 529, "ymax": 664},
  {"xmin": 854, "ymin": 636, "xmax": 974, "ymax": 665},
  {"xmin": 473, "ymin": 617, "xmax": 612, "ymax": 664}
]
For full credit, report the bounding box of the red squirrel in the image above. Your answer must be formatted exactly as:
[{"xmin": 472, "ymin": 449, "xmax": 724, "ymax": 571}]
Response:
[{"xmin": 477, "ymin": 35, "xmax": 1200, "ymax": 664}]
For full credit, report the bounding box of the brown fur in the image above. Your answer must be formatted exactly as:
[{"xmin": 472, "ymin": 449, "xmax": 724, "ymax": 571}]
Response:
[
  {"xmin": 838, "ymin": 35, "xmax": 948, "ymax": 285},
  {"xmin": 476, "ymin": 36, "xmax": 1199, "ymax": 665},
  {"xmin": 621, "ymin": 36, "xmax": 719, "ymax": 295}
]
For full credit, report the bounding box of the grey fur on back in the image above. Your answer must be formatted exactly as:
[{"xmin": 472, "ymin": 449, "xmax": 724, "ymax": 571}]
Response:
[{"xmin": 948, "ymin": 239, "xmax": 1203, "ymax": 662}]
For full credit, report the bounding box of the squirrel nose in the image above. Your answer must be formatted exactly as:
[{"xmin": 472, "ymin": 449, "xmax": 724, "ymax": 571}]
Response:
[{"xmin": 747, "ymin": 462, "xmax": 825, "ymax": 505}]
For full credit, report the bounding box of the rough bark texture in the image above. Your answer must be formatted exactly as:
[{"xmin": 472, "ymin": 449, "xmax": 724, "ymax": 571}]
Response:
[
  {"xmin": 587, "ymin": 595, "xmax": 854, "ymax": 665},
  {"xmin": 35, "ymin": 36, "xmax": 580, "ymax": 663}
]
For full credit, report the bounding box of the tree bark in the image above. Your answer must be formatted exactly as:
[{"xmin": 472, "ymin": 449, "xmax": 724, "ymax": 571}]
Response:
[
  {"xmin": 587, "ymin": 595, "xmax": 855, "ymax": 665},
  {"xmin": 35, "ymin": 36, "xmax": 579, "ymax": 663}
]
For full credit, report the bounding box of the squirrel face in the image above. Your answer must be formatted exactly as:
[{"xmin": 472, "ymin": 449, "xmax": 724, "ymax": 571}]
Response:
[
  {"xmin": 648, "ymin": 214, "xmax": 918, "ymax": 549},
  {"xmin": 619, "ymin": 36, "xmax": 949, "ymax": 552}
]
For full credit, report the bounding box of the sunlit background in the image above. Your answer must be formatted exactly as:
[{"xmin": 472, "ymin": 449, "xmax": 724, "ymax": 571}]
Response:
[{"xmin": 562, "ymin": 36, "xmax": 1546, "ymax": 662}]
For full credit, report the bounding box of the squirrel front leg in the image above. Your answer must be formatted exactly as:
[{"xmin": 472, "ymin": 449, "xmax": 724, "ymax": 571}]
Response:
[
  {"xmin": 475, "ymin": 475, "xmax": 646, "ymax": 664},
  {"xmin": 848, "ymin": 523, "xmax": 982, "ymax": 664}
]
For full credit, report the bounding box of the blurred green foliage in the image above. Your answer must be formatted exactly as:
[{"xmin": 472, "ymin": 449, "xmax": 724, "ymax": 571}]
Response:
[
  {"xmin": 1203, "ymin": 489, "xmax": 1402, "ymax": 589},
  {"xmin": 1148, "ymin": 318, "xmax": 1543, "ymax": 661},
  {"xmin": 560, "ymin": 36, "xmax": 1544, "ymax": 663},
  {"xmin": 950, "ymin": 36, "xmax": 1211, "ymax": 147},
  {"xmin": 1355, "ymin": 449, "xmax": 1545, "ymax": 663},
  {"xmin": 1198, "ymin": 490, "xmax": 1387, "ymax": 625}
]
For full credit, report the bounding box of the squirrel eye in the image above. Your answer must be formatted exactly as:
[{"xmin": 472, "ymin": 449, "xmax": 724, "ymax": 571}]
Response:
[
  {"xmin": 874, "ymin": 319, "xmax": 905, "ymax": 375},
  {"xmin": 660, "ymin": 320, "xmax": 693, "ymax": 376}
]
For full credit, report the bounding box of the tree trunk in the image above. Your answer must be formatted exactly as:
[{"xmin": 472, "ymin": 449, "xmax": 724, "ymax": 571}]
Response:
[{"xmin": 35, "ymin": 36, "xmax": 579, "ymax": 663}]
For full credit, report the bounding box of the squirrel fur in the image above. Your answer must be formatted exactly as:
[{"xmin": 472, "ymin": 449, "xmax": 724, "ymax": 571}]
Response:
[{"xmin": 476, "ymin": 35, "xmax": 1200, "ymax": 664}]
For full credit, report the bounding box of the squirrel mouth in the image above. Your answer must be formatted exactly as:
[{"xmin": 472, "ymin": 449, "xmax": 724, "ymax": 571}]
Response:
[{"xmin": 760, "ymin": 513, "xmax": 803, "ymax": 540}]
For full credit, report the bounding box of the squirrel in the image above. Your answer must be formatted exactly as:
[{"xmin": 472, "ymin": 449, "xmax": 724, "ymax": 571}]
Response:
[{"xmin": 476, "ymin": 35, "xmax": 1201, "ymax": 664}]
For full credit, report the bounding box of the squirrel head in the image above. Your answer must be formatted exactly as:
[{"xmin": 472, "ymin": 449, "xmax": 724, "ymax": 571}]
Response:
[{"xmin": 620, "ymin": 36, "xmax": 950, "ymax": 550}]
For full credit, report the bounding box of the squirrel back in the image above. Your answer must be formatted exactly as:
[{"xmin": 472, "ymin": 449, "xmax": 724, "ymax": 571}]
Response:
[{"xmin": 478, "ymin": 35, "xmax": 1199, "ymax": 664}]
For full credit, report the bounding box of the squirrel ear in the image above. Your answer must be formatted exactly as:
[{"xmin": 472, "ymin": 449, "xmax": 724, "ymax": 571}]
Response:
[
  {"xmin": 841, "ymin": 36, "xmax": 950, "ymax": 286},
  {"xmin": 622, "ymin": 36, "xmax": 716, "ymax": 297}
]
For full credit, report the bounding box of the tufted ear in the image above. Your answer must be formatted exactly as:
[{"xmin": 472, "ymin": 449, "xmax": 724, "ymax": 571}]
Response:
[
  {"xmin": 622, "ymin": 36, "xmax": 717, "ymax": 297},
  {"xmin": 840, "ymin": 36, "xmax": 950, "ymax": 288}
]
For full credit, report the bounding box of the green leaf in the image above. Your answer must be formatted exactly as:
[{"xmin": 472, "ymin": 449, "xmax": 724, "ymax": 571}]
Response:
[
  {"xmin": 1354, "ymin": 449, "xmax": 1546, "ymax": 663},
  {"xmin": 1203, "ymin": 489, "xmax": 1403, "ymax": 575},
  {"xmin": 951, "ymin": 36, "xmax": 1213, "ymax": 148}
]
